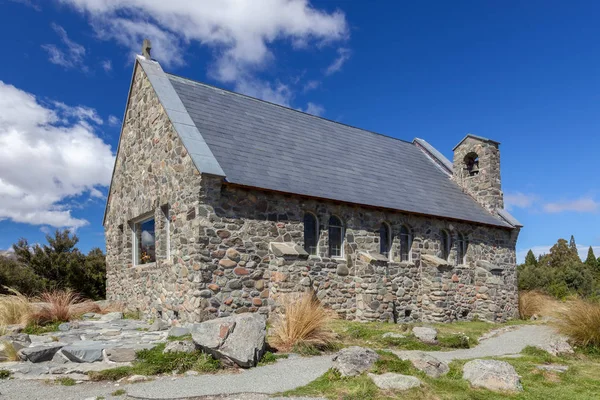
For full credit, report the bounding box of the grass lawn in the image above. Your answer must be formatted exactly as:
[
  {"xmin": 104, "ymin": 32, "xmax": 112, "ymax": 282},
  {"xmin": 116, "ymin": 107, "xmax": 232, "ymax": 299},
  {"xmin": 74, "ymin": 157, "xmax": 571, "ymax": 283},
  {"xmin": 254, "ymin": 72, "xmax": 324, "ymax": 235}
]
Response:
[{"xmin": 284, "ymin": 320, "xmax": 600, "ymax": 400}]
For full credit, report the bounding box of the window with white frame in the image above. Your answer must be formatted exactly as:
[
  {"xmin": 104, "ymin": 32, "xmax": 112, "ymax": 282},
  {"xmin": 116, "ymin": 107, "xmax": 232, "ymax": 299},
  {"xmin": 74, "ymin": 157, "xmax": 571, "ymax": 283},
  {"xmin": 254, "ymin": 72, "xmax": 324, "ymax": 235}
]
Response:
[
  {"xmin": 456, "ymin": 232, "xmax": 468, "ymax": 265},
  {"xmin": 328, "ymin": 215, "xmax": 344, "ymax": 258},
  {"xmin": 380, "ymin": 223, "xmax": 391, "ymax": 259},
  {"xmin": 133, "ymin": 216, "xmax": 156, "ymax": 265},
  {"xmin": 399, "ymin": 225, "xmax": 412, "ymax": 262},
  {"xmin": 303, "ymin": 212, "xmax": 319, "ymax": 255},
  {"xmin": 441, "ymin": 229, "xmax": 450, "ymax": 261}
]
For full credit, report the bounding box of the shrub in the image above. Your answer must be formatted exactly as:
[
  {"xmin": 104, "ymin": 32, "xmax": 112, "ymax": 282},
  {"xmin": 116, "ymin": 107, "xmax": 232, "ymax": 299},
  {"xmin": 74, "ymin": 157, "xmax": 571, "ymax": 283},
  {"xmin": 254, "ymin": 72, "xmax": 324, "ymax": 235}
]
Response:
[
  {"xmin": 270, "ymin": 292, "xmax": 336, "ymax": 352},
  {"xmin": 88, "ymin": 366, "xmax": 133, "ymax": 381},
  {"xmin": 438, "ymin": 334, "xmax": 471, "ymax": 349},
  {"xmin": 0, "ymin": 290, "xmax": 34, "ymax": 326},
  {"xmin": 56, "ymin": 377, "xmax": 76, "ymax": 386},
  {"xmin": 554, "ymin": 298, "xmax": 600, "ymax": 348},
  {"xmin": 0, "ymin": 370, "xmax": 11, "ymax": 379},
  {"xmin": 1, "ymin": 341, "xmax": 20, "ymax": 361}
]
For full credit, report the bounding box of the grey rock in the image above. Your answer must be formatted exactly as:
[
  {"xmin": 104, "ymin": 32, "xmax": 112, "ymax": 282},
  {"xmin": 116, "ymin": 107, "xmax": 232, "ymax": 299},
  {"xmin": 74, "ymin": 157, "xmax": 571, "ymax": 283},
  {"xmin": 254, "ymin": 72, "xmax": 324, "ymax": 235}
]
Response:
[
  {"xmin": 61, "ymin": 343, "xmax": 106, "ymax": 363},
  {"xmin": 19, "ymin": 344, "xmax": 64, "ymax": 363},
  {"xmin": 368, "ymin": 373, "xmax": 421, "ymax": 390},
  {"xmin": 192, "ymin": 313, "xmax": 266, "ymax": 368},
  {"xmin": 127, "ymin": 374, "xmax": 149, "ymax": 383},
  {"xmin": 168, "ymin": 326, "xmax": 191, "ymax": 338},
  {"xmin": 105, "ymin": 347, "xmax": 137, "ymax": 362},
  {"xmin": 463, "ymin": 359, "xmax": 522, "ymax": 392},
  {"xmin": 332, "ymin": 346, "xmax": 379, "ymax": 377},
  {"xmin": 536, "ymin": 364, "xmax": 569, "ymax": 373},
  {"xmin": 535, "ymin": 336, "xmax": 574, "ymax": 356},
  {"xmin": 58, "ymin": 322, "xmax": 70, "ymax": 332},
  {"xmin": 100, "ymin": 312, "xmax": 123, "ymax": 321},
  {"xmin": 51, "ymin": 350, "xmax": 70, "ymax": 364},
  {"xmin": 412, "ymin": 327, "xmax": 438, "ymax": 344},
  {"xmin": 163, "ymin": 340, "xmax": 196, "ymax": 354},
  {"xmin": 149, "ymin": 319, "xmax": 169, "ymax": 332},
  {"xmin": 393, "ymin": 351, "xmax": 449, "ymax": 378},
  {"xmin": 1, "ymin": 333, "xmax": 31, "ymax": 346}
]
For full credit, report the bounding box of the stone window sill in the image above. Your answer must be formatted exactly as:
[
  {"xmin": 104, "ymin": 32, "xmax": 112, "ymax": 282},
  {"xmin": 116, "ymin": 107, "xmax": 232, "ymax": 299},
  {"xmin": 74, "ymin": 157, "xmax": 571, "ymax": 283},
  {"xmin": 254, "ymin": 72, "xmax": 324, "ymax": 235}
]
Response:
[{"xmin": 132, "ymin": 262, "xmax": 158, "ymax": 270}]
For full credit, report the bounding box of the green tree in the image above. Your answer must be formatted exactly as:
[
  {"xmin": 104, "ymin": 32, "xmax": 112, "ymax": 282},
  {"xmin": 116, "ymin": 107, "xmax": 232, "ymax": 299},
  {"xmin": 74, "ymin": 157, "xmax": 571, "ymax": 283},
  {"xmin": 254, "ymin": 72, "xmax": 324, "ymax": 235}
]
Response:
[
  {"xmin": 524, "ymin": 250, "xmax": 538, "ymax": 266},
  {"xmin": 584, "ymin": 246, "xmax": 598, "ymax": 269},
  {"xmin": 569, "ymin": 235, "xmax": 580, "ymax": 260}
]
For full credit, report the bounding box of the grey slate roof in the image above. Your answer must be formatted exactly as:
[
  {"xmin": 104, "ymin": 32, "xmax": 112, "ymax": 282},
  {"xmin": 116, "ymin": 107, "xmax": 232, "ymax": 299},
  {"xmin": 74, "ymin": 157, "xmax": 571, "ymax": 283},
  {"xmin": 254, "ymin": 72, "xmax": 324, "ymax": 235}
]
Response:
[{"xmin": 166, "ymin": 73, "xmax": 511, "ymax": 228}]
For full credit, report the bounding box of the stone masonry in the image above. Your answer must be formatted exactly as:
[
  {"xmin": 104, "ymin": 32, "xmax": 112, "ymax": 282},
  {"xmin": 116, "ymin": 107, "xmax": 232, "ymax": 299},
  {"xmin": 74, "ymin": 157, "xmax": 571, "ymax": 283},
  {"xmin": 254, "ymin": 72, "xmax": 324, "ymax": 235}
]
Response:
[{"xmin": 104, "ymin": 62, "xmax": 520, "ymax": 325}]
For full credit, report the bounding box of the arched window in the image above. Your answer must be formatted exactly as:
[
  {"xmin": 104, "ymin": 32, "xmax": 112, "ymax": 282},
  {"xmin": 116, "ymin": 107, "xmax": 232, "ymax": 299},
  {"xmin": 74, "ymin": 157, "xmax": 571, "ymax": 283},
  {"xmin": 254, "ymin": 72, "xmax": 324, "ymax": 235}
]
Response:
[
  {"xmin": 303, "ymin": 213, "xmax": 319, "ymax": 255},
  {"xmin": 456, "ymin": 232, "xmax": 468, "ymax": 265},
  {"xmin": 379, "ymin": 223, "xmax": 391, "ymax": 258},
  {"xmin": 328, "ymin": 215, "xmax": 344, "ymax": 258},
  {"xmin": 399, "ymin": 225, "xmax": 412, "ymax": 262},
  {"xmin": 441, "ymin": 230, "xmax": 450, "ymax": 261}
]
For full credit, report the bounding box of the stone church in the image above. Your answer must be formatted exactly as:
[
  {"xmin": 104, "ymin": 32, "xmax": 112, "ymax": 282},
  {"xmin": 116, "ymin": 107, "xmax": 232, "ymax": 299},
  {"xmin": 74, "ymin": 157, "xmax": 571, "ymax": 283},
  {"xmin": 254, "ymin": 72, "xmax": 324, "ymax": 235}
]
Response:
[{"xmin": 104, "ymin": 50, "xmax": 522, "ymax": 325}]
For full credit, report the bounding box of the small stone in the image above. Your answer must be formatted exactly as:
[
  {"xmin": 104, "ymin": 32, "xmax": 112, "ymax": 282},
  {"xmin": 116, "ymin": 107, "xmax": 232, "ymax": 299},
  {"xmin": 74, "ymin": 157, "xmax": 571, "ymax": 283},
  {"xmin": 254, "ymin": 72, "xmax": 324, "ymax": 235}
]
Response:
[
  {"xmin": 106, "ymin": 348, "xmax": 137, "ymax": 363},
  {"xmin": 58, "ymin": 322, "xmax": 70, "ymax": 332},
  {"xmin": 226, "ymin": 248, "xmax": 241, "ymax": 261},
  {"xmin": 412, "ymin": 327, "xmax": 438, "ymax": 344},
  {"xmin": 208, "ymin": 284, "xmax": 220, "ymax": 292},
  {"xmin": 148, "ymin": 319, "xmax": 169, "ymax": 332},
  {"xmin": 535, "ymin": 364, "xmax": 569, "ymax": 373},
  {"xmin": 463, "ymin": 359, "xmax": 522, "ymax": 392},
  {"xmin": 217, "ymin": 230, "xmax": 231, "ymax": 239},
  {"xmin": 368, "ymin": 373, "xmax": 421, "ymax": 390},
  {"xmin": 332, "ymin": 346, "xmax": 379, "ymax": 377},
  {"xmin": 233, "ymin": 267, "xmax": 249, "ymax": 275},
  {"xmin": 127, "ymin": 374, "xmax": 149, "ymax": 383},
  {"xmin": 252, "ymin": 298, "xmax": 263, "ymax": 306},
  {"xmin": 163, "ymin": 340, "xmax": 196, "ymax": 354},
  {"xmin": 336, "ymin": 264, "xmax": 349, "ymax": 276},
  {"xmin": 393, "ymin": 351, "xmax": 449, "ymax": 378}
]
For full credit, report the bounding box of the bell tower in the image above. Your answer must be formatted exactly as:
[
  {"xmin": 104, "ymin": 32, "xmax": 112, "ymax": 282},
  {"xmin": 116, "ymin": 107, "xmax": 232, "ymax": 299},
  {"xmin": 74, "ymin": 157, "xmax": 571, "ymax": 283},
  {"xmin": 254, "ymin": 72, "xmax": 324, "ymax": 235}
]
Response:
[{"xmin": 452, "ymin": 134, "xmax": 504, "ymax": 212}]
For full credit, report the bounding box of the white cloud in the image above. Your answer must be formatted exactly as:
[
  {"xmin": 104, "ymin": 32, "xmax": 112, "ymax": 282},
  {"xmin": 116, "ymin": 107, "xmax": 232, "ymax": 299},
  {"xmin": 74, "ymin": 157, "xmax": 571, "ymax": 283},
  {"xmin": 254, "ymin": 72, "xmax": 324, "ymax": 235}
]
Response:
[
  {"xmin": 517, "ymin": 244, "xmax": 600, "ymax": 263},
  {"xmin": 504, "ymin": 192, "xmax": 537, "ymax": 211},
  {"xmin": 9, "ymin": 0, "xmax": 41, "ymax": 11},
  {"xmin": 0, "ymin": 81, "xmax": 115, "ymax": 229},
  {"xmin": 57, "ymin": 0, "xmax": 348, "ymax": 102},
  {"xmin": 42, "ymin": 23, "xmax": 87, "ymax": 70},
  {"xmin": 543, "ymin": 197, "xmax": 598, "ymax": 213},
  {"xmin": 303, "ymin": 80, "xmax": 321, "ymax": 93},
  {"xmin": 303, "ymin": 102, "xmax": 325, "ymax": 116},
  {"xmin": 325, "ymin": 47, "xmax": 351, "ymax": 75},
  {"xmin": 101, "ymin": 59, "xmax": 112, "ymax": 72},
  {"xmin": 108, "ymin": 115, "xmax": 120, "ymax": 127},
  {"xmin": 141, "ymin": 230, "xmax": 155, "ymax": 246}
]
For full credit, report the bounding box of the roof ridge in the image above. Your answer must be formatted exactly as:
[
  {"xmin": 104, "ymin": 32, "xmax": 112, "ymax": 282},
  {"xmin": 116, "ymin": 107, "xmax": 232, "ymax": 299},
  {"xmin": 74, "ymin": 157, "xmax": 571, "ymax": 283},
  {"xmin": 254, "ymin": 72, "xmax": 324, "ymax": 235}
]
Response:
[{"xmin": 166, "ymin": 72, "xmax": 416, "ymax": 146}]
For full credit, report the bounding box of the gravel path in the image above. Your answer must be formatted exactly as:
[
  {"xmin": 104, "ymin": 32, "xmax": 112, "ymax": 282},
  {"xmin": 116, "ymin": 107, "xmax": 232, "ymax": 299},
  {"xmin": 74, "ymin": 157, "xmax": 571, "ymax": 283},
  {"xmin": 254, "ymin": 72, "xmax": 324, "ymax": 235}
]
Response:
[
  {"xmin": 0, "ymin": 354, "xmax": 332, "ymax": 400},
  {"xmin": 409, "ymin": 324, "xmax": 557, "ymax": 363}
]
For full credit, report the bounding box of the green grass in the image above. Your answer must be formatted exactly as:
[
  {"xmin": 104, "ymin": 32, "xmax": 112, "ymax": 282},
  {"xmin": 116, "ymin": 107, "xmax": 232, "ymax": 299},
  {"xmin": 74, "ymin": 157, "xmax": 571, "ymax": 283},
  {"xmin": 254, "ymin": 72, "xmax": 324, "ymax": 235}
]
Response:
[
  {"xmin": 111, "ymin": 389, "xmax": 126, "ymax": 396},
  {"xmin": 0, "ymin": 369, "xmax": 11, "ymax": 379},
  {"xmin": 56, "ymin": 377, "xmax": 76, "ymax": 386},
  {"xmin": 22, "ymin": 321, "xmax": 62, "ymax": 335},
  {"xmin": 167, "ymin": 334, "xmax": 192, "ymax": 341},
  {"xmin": 258, "ymin": 351, "xmax": 289, "ymax": 366},
  {"xmin": 282, "ymin": 338, "xmax": 600, "ymax": 400},
  {"xmin": 123, "ymin": 310, "xmax": 141, "ymax": 320},
  {"xmin": 88, "ymin": 343, "xmax": 221, "ymax": 381}
]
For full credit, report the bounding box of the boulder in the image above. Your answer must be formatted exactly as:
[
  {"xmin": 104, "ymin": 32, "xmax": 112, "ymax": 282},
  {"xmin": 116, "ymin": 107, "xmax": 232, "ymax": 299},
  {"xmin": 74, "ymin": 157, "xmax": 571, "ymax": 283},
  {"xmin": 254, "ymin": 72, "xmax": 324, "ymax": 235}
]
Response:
[
  {"xmin": 463, "ymin": 359, "xmax": 522, "ymax": 392},
  {"xmin": 332, "ymin": 346, "xmax": 379, "ymax": 377},
  {"xmin": 192, "ymin": 313, "xmax": 266, "ymax": 368},
  {"xmin": 100, "ymin": 312, "xmax": 123, "ymax": 321},
  {"xmin": 368, "ymin": 373, "xmax": 421, "ymax": 390},
  {"xmin": 19, "ymin": 344, "xmax": 64, "ymax": 363},
  {"xmin": 393, "ymin": 351, "xmax": 449, "ymax": 378},
  {"xmin": 412, "ymin": 327, "xmax": 438, "ymax": 344},
  {"xmin": 62, "ymin": 343, "xmax": 106, "ymax": 363},
  {"xmin": 105, "ymin": 348, "xmax": 137, "ymax": 363},
  {"xmin": 168, "ymin": 326, "xmax": 190, "ymax": 338},
  {"xmin": 148, "ymin": 319, "xmax": 169, "ymax": 332},
  {"xmin": 163, "ymin": 340, "xmax": 196, "ymax": 354},
  {"xmin": 536, "ymin": 337, "xmax": 574, "ymax": 356}
]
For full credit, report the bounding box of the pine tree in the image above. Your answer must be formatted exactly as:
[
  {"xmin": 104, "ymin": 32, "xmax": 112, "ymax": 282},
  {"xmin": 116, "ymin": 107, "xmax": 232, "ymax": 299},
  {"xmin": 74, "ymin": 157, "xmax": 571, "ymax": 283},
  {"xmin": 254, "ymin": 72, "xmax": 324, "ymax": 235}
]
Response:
[
  {"xmin": 584, "ymin": 246, "xmax": 598, "ymax": 268},
  {"xmin": 524, "ymin": 249, "xmax": 538, "ymax": 266},
  {"xmin": 569, "ymin": 235, "xmax": 580, "ymax": 261}
]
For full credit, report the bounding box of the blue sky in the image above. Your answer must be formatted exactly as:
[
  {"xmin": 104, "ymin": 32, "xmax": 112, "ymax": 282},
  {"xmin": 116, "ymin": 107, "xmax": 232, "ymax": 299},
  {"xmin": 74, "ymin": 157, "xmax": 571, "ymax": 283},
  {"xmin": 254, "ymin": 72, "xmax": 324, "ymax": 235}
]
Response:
[{"xmin": 0, "ymin": 0, "xmax": 598, "ymax": 261}]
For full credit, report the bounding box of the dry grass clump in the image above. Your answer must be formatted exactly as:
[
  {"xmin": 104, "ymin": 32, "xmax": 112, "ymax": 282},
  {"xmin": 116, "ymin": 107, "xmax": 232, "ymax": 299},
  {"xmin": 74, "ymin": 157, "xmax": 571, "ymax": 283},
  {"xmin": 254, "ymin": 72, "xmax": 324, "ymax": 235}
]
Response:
[
  {"xmin": 519, "ymin": 290, "xmax": 562, "ymax": 319},
  {"xmin": 554, "ymin": 298, "xmax": 600, "ymax": 347},
  {"xmin": 31, "ymin": 290, "xmax": 99, "ymax": 324},
  {"xmin": 1, "ymin": 341, "xmax": 20, "ymax": 361},
  {"xmin": 0, "ymin": 289, "xmax": 34, "ymax": 326},
  {"xmin": 270, "ymin": 292, "xmax": 336, "ymax": 352}
]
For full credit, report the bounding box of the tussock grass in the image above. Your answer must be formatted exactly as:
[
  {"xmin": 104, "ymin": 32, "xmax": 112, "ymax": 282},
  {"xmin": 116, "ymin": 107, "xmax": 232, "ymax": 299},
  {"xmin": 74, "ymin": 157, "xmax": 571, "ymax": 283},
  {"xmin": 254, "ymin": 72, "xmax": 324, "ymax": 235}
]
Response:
[
  {"xmin": 1, "ymin": 340, "xmax": 20, "ymax": 361},
  {"xmin": 31, "ymin": 290, "xmax": 99, "ymax": 324},
  {"xmin": 270, "ymin": 292, "xmax": 336, "ymax": 352},
  {"xmin": 554, "ymin": 298, "xmax": 600, "ymax": 348},
  {"xmin": 519, "ymin": 290, "xmax": 563, "ymax": 319},
  {"xmin": 0, "ymin": 289, "xmax": 34, "ymax": 326}
]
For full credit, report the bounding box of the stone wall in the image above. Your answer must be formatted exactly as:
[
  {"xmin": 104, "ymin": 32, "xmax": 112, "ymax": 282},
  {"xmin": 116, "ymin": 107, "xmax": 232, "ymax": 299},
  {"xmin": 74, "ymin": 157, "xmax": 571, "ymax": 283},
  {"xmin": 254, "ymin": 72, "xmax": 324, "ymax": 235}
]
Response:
[{"xmin": 105, "ymin": 64, "xmax": 519, "ymax": 325}]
